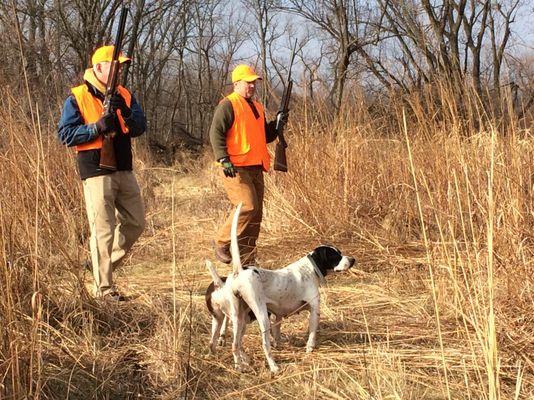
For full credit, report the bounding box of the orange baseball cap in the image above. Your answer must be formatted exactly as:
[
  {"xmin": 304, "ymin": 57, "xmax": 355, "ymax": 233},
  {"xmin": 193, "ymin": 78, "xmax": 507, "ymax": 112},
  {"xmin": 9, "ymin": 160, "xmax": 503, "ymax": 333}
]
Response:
[
  {"xmin": 91, "ymin": 45, "xmax": 131, "ymax": 66},
  {"xmin": 231, "ymin": 64, "xmax": 261, "ymax": 83}
]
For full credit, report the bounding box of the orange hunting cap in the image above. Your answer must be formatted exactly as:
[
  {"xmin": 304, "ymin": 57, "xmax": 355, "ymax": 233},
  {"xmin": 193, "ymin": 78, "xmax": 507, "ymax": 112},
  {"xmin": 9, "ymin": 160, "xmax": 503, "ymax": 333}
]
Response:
[
  {"xmin": 91, "ymin": 45, "xmax": 131, "ymax": 66},
  {"xmin": 231, "ymin": 64, "xmax": 261, "ymax": 83}
]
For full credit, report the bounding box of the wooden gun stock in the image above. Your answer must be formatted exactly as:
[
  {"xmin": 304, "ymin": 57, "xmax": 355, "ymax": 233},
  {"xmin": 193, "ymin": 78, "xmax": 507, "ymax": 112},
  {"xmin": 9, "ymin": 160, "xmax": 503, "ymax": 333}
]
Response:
[
  {"xmin": 274, "ymin": 113, "xmax": 288, "ymax": 172},
  {"xmin": 273, "ymin": 140, "xmax": 288, "ymax": 172},
  {"xmin": 99, "ymin": 135, "xmax": 117, "ymax": 171}
]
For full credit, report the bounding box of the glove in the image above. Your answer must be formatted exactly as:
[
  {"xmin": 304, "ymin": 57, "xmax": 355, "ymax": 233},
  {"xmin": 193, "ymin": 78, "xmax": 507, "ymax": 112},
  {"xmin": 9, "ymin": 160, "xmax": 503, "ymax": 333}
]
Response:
[
  {"xmin": 95, "ymin": 113, "xmax": 116, "ymax": 134},
  {"xmin": 109, "ymin": 93, "xmax": 131, "ymax": 118},
  {"xmin": 219, "ymin": 157, "xmax": 237, "ymax": 178}
]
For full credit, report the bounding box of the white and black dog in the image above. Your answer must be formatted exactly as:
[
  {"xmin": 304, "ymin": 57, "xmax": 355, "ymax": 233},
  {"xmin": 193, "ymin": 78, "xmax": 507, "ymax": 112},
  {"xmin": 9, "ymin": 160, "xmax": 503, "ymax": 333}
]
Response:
[{"xmin": 205, "ymin": 203, "xmax": 355, "ymax": 373}]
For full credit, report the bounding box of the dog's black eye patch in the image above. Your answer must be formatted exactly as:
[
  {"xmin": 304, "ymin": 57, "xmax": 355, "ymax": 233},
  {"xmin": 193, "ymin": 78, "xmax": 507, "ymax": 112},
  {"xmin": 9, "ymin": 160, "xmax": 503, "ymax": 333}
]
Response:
[{"xmin": 310, "ymin": 245, "xmax": 343, "ymax": 274}]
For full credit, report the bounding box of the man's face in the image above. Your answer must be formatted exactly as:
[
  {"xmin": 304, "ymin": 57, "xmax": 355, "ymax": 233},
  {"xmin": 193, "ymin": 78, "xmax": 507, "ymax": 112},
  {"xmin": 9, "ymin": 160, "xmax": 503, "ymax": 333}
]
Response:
[
  {"xmin": 234, "ymin": 79, "xmax": 257, "ymax": 99},
  {"xmin": 93, "ymin": 61, "xmax": 122, "ymax": 85}
]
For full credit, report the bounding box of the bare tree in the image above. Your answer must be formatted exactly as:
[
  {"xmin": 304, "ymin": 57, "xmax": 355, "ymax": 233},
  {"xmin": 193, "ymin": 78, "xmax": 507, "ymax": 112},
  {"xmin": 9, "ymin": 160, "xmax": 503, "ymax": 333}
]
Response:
[
  {"xmin": 132, "ymin": 0, "xmax": 192, "ymax": 147},
  {"xmin": 488, "ymin": 0, "xmax": 521, "ymax": 96},
  {"xmin": 189, "ymin": 0, "xmax": 223, "ymax": 139},
  {"xmin": 375, "ymin": 0, "xmax": 523, "ymax": 98},
  {"xmin": 53, "ymin": 0, "xmax": 123, "ymax": 71},
  {"xmin": 1, "ymin": 0, "xmax": 531, "ymax": 162},
  {"xmin": 295, "ymin": 30, "xmax": 327, "ymax": 102},
  {"xmin": 211, "ymin": 7, "xmax": 249, "ymax": 99},
  {"xmin": 241, "ymin": 0, "xmax": 284, "ymax": 107},
  {"xmin": 282, "ymin": 0, "xmax": 378, "ymax": 113}
]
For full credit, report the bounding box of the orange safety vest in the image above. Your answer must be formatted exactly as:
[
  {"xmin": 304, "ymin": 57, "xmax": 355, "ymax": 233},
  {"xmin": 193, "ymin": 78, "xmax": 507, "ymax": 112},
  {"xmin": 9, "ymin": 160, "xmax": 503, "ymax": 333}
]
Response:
[
  {"xmin": 225, "ymin": 92, "xmax": 270, "ymax": 171},
  {"xmin": 71, "ymin": 85, "xmax": 132, "ymax": 152}
]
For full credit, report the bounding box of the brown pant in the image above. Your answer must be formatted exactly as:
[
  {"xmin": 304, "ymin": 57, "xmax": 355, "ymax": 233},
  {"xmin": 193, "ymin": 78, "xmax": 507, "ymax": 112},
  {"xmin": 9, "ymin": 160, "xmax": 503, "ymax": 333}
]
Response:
[
  {"xmin": 215, "ymin": 166, "xmax": 264, "ymax": 264},
  {"xmin": 83, "ymin": 171, "xmax": 145, "ymax": 296}
]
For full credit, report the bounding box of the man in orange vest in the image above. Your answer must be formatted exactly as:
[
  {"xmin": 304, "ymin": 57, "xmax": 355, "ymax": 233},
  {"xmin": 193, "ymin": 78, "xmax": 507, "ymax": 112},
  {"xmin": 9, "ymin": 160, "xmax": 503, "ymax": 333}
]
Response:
[
  {"xmin": 57, "ymin": 46, "xmax": 147, "ymax": 300},
  {"xmin": 209, "ymin": 64, "xmax": 286, "ymax": 264}
]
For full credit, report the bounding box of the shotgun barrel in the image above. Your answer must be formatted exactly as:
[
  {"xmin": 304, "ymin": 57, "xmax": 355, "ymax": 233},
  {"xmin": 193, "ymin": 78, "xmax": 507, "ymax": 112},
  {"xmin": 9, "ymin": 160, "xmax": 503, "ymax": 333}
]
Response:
[
  {"xmin": 273, "ymin": 40, "xmax": 298, "ymax": 172},
  {"xmin": 99, "ymin": 6, "xmax": 129, "ymax": 171}
]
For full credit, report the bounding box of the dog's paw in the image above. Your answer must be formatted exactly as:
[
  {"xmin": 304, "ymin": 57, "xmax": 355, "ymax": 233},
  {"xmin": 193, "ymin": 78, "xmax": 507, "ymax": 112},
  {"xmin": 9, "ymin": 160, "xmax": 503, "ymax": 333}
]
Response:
[
  {"xmin": 208, "ymin": 343, "xmax": 217, "ymax": 355},
  {"xmin": 305, "ymin": 337, "xmax": 316, "ymax": 353},
  {"xmin": 269, "ymin": 364, "xmax": 280, "ymax": 375},
  {"xmin": 235, "ymin": 362, "xmax": 252, "ymax": 373},
  {"xmin": 271, "ymin": 334, "xmax": 287, "ymax": 348}
]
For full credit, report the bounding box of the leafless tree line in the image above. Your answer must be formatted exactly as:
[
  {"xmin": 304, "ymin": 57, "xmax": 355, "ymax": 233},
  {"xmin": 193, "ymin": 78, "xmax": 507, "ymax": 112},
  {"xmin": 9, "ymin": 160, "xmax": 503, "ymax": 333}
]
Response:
[{"xmin": 1, "ymin": 0, "xmax": 532, "ymax": 155}]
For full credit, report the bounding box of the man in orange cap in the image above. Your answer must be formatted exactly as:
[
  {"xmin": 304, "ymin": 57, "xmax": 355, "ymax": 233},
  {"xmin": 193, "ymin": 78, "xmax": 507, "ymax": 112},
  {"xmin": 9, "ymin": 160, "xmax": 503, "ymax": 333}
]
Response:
[
  {"xmin": 57, "ymin": 45, "xmax": 147, "ymax": 301},
  {"xmin": 209, "ymin": 64, "xmax": 287, "ymax": 264}
]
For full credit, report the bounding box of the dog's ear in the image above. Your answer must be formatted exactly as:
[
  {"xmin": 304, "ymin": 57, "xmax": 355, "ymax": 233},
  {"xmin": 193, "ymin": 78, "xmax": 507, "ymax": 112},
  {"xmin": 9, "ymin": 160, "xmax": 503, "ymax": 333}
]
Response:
[{"xmin": 206, "ymin": 260, "xmax": 224, "ymax": 288}]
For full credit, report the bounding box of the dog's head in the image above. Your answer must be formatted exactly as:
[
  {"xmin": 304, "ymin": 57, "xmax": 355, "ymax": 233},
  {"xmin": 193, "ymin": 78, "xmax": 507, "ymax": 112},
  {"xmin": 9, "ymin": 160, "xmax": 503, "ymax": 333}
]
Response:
[
  {"xmin": 308, "ymin": 245, "xmax": 355, "ymax": 277},
  {"xmin": 205, "ymin": 260, "xmax": 228, "ymax": 319},
  {"xmin": 205, "ymin": 277, "xmax": 227, "ymax": 318}
]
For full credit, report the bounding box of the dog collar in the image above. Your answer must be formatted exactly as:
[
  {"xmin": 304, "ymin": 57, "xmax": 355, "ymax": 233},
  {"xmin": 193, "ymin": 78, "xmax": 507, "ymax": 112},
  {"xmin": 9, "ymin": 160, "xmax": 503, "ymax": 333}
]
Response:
[{"xmin": 307, "ymin": 255, "xmax": 326, "ymax": 286}]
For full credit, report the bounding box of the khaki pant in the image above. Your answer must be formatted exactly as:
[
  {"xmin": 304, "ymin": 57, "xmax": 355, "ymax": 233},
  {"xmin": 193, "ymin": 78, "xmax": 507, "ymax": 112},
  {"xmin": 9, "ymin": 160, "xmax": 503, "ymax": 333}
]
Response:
[
  {"xmin": 215, "ymin": 166, "xmax": 264, "ymax": 264},
  {"xmin": 83, "ymin": 171, "xmax": 145, "ymax": 296}
]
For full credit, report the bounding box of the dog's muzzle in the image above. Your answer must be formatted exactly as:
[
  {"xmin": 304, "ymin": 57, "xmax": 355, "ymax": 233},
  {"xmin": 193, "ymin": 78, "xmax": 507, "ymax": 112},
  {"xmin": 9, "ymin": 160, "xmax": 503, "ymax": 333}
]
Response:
[{"xmin": 334, "ymin": 256, "xmax": 356, "ymax": 272}]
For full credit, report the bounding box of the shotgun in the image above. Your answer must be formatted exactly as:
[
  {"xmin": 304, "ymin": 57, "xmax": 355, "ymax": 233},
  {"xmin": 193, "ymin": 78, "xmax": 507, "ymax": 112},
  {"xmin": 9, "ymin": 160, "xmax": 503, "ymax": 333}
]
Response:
[
  {"xmin": 273, "ymin": 40, "xmax": 298, "ymax": 172},
  {"xmin": 99, "ymin": 6, "xmax": 128, "ymax": 171}
]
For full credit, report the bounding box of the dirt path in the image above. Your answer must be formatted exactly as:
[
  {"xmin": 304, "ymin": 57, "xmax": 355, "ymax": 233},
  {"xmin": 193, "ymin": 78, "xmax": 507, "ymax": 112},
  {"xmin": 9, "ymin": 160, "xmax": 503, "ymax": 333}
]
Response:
[
  {"xmin": 99, "ymin": 171, "xmax": 530, "ymax": 399},
  {"xmin": 122, "ymin": 170, "xmax": 364, "ymax": 296}
]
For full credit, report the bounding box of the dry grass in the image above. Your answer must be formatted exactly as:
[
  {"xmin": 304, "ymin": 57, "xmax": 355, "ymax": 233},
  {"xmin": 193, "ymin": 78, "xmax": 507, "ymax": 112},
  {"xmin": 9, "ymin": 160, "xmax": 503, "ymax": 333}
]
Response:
[{"xmin": 0, "ymin": 82, "xmax": 532, "ymax": 399}]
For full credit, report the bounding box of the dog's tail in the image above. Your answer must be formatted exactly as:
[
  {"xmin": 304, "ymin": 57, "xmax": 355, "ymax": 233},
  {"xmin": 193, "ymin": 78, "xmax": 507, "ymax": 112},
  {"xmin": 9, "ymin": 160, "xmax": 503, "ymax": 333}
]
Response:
[
  {"xmin": 231, "ymin": 202, "xmax": 243, "ymax": 275},
  {"xmin": 206, "ymin": 260, "xmax": 224, "ymax": 288}
]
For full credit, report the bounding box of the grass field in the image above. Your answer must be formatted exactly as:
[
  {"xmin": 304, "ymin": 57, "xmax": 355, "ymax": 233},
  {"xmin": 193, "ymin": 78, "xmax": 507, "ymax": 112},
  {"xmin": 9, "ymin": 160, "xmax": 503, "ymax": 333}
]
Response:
[{"xmin": 0, "ymin": 85, "xmax": 532, "ymax": 399}]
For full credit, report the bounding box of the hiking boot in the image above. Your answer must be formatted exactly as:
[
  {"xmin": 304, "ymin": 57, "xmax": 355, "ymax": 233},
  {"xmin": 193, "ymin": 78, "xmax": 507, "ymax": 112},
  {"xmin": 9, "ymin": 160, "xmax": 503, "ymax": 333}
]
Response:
[{"xmin": 212, "ymin": 240, "xmax": 231, "ymax": 264}]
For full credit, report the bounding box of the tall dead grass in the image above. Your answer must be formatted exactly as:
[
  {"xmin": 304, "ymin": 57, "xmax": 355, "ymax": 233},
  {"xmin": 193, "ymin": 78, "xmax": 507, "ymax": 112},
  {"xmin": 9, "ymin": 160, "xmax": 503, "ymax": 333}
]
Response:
[
  {"xmin": 0, "ymin": 87, "xmax": 191, "ymax": 399},
  {"xmin": 0, "ymin": 80, "xmax": 532, "ymax": 399},
  {"xmin": 262, "ymin": 82, "xmax": 532, "ymax": 399}
]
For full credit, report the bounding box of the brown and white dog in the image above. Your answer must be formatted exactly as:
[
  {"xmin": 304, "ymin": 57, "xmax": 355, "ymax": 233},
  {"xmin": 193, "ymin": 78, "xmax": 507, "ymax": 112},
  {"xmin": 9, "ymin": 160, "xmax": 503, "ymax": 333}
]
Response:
[{"xmin": 205, "ymin": 203, "xmax": 355, "ymax": 373}]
